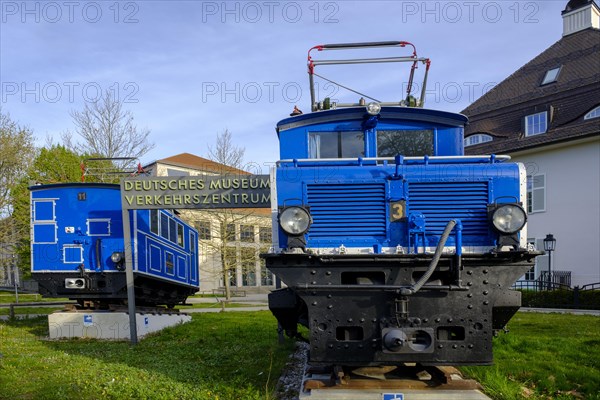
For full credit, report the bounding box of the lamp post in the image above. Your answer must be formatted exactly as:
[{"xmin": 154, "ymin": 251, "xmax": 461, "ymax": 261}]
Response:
[{"xmin": 543, "ymin": 234, "xmax": 556, "ymax": 290}]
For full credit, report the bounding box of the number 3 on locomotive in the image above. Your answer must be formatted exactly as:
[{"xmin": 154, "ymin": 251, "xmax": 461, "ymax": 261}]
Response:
[{"xmin": 390, "ymin": 200, "xmax": 406, "ymax": 222}]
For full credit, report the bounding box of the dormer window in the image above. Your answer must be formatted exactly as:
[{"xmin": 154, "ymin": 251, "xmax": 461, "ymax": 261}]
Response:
[
  {"xmin": 464, "ymin": 133, "xmax": 493, "ymax": 147},
  {"xmin": 584, "ymin": 105, "xmax": 600, "ymax": 120},
  {"xmin": 525, "ymin": 111, "xmax": 548, "ymax": 136},
  {"xmin": 541, "ymin": 67, "xmax": 561, "ymax": 85}
]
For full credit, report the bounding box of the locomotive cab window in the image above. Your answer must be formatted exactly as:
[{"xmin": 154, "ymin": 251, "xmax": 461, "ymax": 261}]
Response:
[
  {"xmin": 377, "ymin": 130, "xmax": 434, "ymax": 157},
  {"xmin": 309, "ymin": 131, "xmax": 364, "ymax": 158}
]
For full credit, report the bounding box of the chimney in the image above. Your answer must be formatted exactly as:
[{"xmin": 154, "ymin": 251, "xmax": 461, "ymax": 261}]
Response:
[{"xmin": 562, "ymin": 0, "xmax": 600, "ymax": 36}]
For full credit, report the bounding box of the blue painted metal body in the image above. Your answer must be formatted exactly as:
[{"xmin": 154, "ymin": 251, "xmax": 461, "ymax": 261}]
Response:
[
  {"xmin": 274, "ymin": 107, "xmax": 523, "ymax": 252},
  {"xmin": 30, "ymin": 183, "xmax": 199, "ymax": 294}
]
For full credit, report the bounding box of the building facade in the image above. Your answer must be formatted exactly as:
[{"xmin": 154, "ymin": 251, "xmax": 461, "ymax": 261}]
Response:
[
  {"xmin": 462, "ymin": 0, "xmax": 600, "ymax": 287},
  {"xmin": 144, "ymin": 153, "xmax": 274, "ymax": 293}
]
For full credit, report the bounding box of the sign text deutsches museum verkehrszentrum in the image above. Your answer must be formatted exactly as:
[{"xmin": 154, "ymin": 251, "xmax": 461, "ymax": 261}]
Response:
[{"xmin": 120, "ymin": 175, "xmax": 270, "ymax": 209}]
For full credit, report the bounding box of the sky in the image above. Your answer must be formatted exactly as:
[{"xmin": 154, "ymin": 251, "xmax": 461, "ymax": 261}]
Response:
[{"xmin": 0, "ymin": 0, "xmax": 571, "ymax": 172}]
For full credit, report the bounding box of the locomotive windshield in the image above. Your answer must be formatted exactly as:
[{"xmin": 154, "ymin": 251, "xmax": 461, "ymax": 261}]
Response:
[
  {"xmin": 309, "ymin": 131, "xmax": 364, "ymax": 158},
  {"xmin": 377, "ymin": 129, "xmax": 434, "ymax": 157}
]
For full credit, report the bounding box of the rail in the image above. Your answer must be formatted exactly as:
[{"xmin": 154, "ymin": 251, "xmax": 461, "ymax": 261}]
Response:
[
  {"xmin": 0, "ymin": 301, "xmax": 77, "ymax": 320},
  {"xmin": 278, "ymin": 154, "xmax": 511, "ymax": 167}
]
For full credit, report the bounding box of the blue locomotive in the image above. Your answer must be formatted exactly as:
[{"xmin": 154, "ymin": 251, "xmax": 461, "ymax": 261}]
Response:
[
  {"xmin": 30, "ymin": 183, "xmax": 199, "ymax": 308},
  {"xmin": 263, "ymin": 42, "xmax": 540, "ymax": 366}
]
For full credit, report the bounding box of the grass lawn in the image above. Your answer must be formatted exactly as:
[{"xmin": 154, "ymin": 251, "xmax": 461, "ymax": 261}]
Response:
[
  {"xmin": 0, "ymin": 312, "xmax": 295, "ymax": 400},
  {"xmin": 462, "ymin": 312, "xmax": 600, "ymax": 400},
  {"xmin": 0, "ymin": 293, "xmax": 68, "ymax": 303},
  {"xmin": 1, "ymin": 311, "xmax": 598, "ymax": 400}
]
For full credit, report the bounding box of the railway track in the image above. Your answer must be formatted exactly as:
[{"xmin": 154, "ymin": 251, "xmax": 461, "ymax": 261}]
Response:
[{"xmin": 299, "ymin": 363, "xmax": 491, "ymax": 399}]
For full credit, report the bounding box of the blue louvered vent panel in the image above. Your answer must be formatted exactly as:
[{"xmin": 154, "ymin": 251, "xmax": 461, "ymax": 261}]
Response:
[
  {"xmin": 408, "ymin": 182, "xmax": 490, "ymax": 236},
  {"xmin": 306, "ymin": 183, "xmax": 387, "ymax": 237}
]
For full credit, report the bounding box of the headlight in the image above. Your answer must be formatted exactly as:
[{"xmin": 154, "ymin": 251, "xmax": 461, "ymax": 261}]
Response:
[
  {"xmin": 111, "ymin": 252, "xmax": 124, "ymax": 263},
  {"xmin": 366, "ymin": 101, "xmax": 381, "ymax": 115},
  {"xmin": 279, "ymin": 206, "xmax": 311, "ymax": 235},
  {"xmin": 491, "ymin": 204, "xmax": 527, "ymax": 234}
]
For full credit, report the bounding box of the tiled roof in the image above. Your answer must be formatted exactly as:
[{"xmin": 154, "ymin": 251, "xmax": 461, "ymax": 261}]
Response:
[
  {"xmin": 149, "ymin": 153, "xmax": 249, "ymax": 175},
  {"xmin": 462, "ymin": 28, "xmax": 600, "ymax": 154}
]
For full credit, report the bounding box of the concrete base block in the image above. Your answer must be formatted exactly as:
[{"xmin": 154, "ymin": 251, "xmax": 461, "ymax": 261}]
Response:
[{"xmin": 48, "ymin": 311, "xmax": 191, "ymax": 340}]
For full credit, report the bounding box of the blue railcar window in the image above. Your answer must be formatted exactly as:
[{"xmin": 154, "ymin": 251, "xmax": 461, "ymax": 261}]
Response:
[
  {"xmin": 33, "ymin": 224, "xmax": 57, "ymax": 244},
  {"xmin": 160, "ymin": 213, "xmax": 169, "ymax": 238},
  {"xmin": 33, "ymin": 200, "xmax": 54, "ymax": 222},
  {"xmin": 63, "ymin": 245, "xmax": 83, "ymax": 263},
  {"xmin": 377, "ymin": 130, "xmax": 434, "ymax": 157},
  {"xmin": 87, "ymin": 219, "xmax": 110, "ymax": 236},
  {"xmin": 309, "ymin": 131, "xmax": 364, "ymax": 158},
  {"xmin": 165, "ymin": 252, "xmax": 174, "ymax": 274},
  {"xmin": 169, "ymin": 218, "xmax": 177, "ymax": 243},
  {"xmin": 150, "ymin": 210, "xmax": 159, "ymax": 235},
  {"xmin": 177, "ymin": 223, "xmax": 184, "ymax": 247}
]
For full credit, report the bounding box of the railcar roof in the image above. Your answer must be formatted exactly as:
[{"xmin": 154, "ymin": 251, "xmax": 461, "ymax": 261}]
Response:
[
  {"xmin": 276, "ymin": 106, "xmax": 468, "ymax": 135},
  {"xmin": 29, "ymin": 182, "xmax": 120, "ymax": 191}
]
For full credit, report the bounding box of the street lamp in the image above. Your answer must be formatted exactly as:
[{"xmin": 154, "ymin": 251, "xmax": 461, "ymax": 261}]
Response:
[{"xmin": 543, "ymin": 234, "xmax": 556, "ymax": 290}]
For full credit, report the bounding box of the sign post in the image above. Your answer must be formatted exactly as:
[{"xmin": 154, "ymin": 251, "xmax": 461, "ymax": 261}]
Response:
[{"xmin": 119, "ymin": 174, "xmax": 270, "ymax": 345}]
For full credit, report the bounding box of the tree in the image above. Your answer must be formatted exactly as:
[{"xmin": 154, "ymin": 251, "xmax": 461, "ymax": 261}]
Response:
[
  {"xmin": 9, "ymin": 145, "xmax": 84, "ymax": 273},
  {"xmin": 206, "ymin": 129, "xmax": 245, "ymax": 170},
  {"xmin": 0, "ymin": 110, "xmax": 35, "ymax": 274},
  {"xmin": 188, "ymin": 130, "xmax": 266, "ymax": 300},
  {"xmin": 62, "ymin": 90, "xmax": 154, "ymax": 162}
]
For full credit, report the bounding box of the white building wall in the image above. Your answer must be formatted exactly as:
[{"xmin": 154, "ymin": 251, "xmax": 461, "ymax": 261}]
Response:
[{"xmin": 513, "ymin": 137, "xmax": 600, "ymax": 287}]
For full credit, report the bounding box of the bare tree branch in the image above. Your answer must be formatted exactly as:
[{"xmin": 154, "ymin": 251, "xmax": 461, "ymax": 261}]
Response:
[
  {"xmin": 207, "ymin": 129, "xmax": 245, "ymax": 169},
  {"xmin": 62, "ymin": 90, "xmax": 154, "ymax": 161}
]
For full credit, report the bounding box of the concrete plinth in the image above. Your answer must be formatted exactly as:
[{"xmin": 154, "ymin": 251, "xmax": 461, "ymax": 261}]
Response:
[
  {"xmin": 48, "ymin": 311, "xmax": 191, "ymax": 340},
  {"xmin": 304, "ymin": 389, "xmax": 491, "ymax": 399}
]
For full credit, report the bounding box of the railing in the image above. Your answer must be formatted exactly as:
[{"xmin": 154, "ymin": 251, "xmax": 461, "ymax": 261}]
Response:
[{"xmin": 513, "ymin": 279, "xmax": 600, "ymax": 310}]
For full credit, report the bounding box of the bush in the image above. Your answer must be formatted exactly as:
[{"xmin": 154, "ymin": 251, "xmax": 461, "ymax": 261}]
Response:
[{"xmin": 520, "ymin": 289, "xmax": 600, "ymax": 309}]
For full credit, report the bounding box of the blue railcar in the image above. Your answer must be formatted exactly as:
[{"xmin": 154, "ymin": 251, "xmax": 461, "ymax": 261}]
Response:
[
  {"xmin": 263, "ymin": 42, "xmax": 541, "ymax": 366},
  {"xmin": 30, "ymin": 183, "xmax": 199, "ymax": 307}
]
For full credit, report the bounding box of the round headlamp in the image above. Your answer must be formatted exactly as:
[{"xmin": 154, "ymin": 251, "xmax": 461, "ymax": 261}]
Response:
[
  {"xmin": 491, "ymin": 204, "xmax": 527, "ymax": 234},
  {"xmin": 366, "ymin": 101, "xmax": 381, "ymax": 115},
  {"xmin": 111, "ymin": 252, "xmax": 124, "ymax": 263},
  {"xmin": 279, "ymin": 206, "xmax": 311, "ymax": 235}
]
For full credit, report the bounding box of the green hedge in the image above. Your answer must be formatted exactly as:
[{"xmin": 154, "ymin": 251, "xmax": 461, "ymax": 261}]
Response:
[{"xmin": 519, "ymin": 289, "xmax": 600, "ymax": 309}]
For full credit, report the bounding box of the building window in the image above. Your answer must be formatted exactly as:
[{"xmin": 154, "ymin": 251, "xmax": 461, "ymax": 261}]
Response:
[
  {"xmin": 241, "ymin": 248, "xmax": 256, "ymax": 286},
  {"xmin": 309, "ymin": 131, "xmax": 364, "ymax": 159},
  {"xmin": 225, "ymin": 224, "xmax": 236, "ymax": 242},
  {"xmin": 464, "ymin": 133, "xmax": 493, "ymax": 147},
  {"xmin": 166, "ymin": 168, "xmax": 190, "ymax": 176},
  {"xmin": 540, "ymin": 67, "xmax": 561, "ymax": 85},
  {"xmin": 195, "ymin": 220, "xmax": 211, "ymax": 240},
  {"xmin": 527, "ymin": 174, "xmax": 545, "ymax": 213},
  {"xmin": 240, "ymin": 225, "xmax": 255, "ymax": 243},
  {"xmin": 525, "ymin": 111, "xmax": 548, "ymax": 136},
  {"xmin": 259, "ymin": 227, "xmax": 272, "ymax": 243},
  {"xmin": 261, "ymin": 264, "xmax": 274, "ymax": 286},
  {"xmin": 584, "ymin": 105, "xmax": 600, "ymax": 120},
  {"xmin": 525, "ymin": 267, "xmax": 535, "ymax": 281},
  {"xmin": 224, "ymin": 246, "xmax": 237, "ymax": 287}
]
